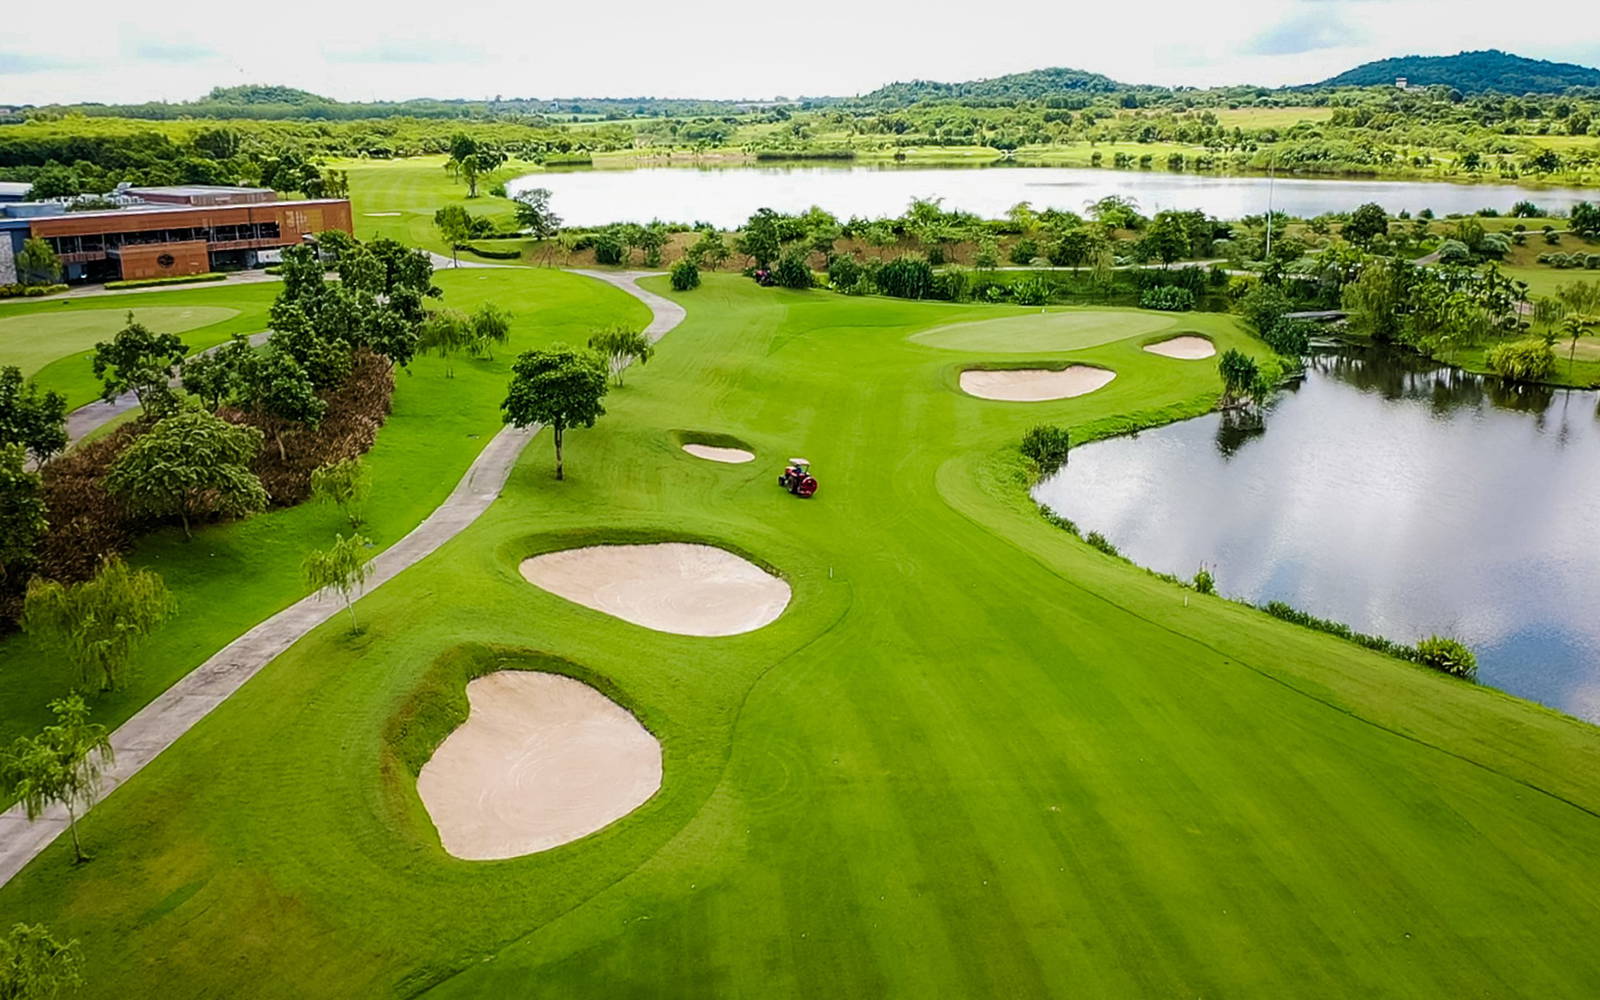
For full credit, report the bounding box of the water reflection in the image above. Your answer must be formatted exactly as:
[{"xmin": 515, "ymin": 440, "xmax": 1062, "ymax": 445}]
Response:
[{"xmin": 1034, "ymin": 345, "xmax": 1600, "ymax": 721}]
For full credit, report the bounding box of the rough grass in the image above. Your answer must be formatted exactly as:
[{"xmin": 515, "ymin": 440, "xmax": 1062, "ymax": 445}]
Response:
[{"xmin": 3, "ymin": 275, "xmax": 1600, "ymax": 998}]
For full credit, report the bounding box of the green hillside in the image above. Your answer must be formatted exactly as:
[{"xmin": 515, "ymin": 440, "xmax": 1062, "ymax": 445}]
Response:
[{"xmin": 1315, "ymin": 49, "xmax": 1600, "ymax": 94}]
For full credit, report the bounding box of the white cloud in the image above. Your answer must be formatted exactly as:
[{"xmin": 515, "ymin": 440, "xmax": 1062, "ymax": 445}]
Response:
[{"xmin": 0, "ymin": 0, "xmax": 1594, "ymax": 104}]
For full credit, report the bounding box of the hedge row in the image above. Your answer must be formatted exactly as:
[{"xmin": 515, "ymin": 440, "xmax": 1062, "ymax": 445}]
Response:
[
  {"xmin": 103, "ymin": 272, "xmax": 227, "ymax": 290},
  {"xmin": 0, "ymin": 283, "xmax": 68, "ymax": 298}
]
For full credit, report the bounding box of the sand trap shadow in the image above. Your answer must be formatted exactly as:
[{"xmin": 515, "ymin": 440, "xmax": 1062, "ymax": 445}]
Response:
[
  {"xmin": 520, "ymin": 543, "xmax": 790, "ymax": 636},
  {"xmin": 959, "ymin": 366, "xmax": 1116, "ymax": 401},
  {"xmin": 417, "ymin": 671, "xmax": 661, "ymax": 859},
  {"xmin": 1143, "ymin": 335, "xmax": 1216, "ymax": 360}
]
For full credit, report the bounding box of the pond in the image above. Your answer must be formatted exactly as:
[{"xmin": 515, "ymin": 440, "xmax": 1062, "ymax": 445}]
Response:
[
  {"xmin": 507, "ymin": 164, "xmax": 1596, "ymax": 228},
  {"xmin": 1032, "ymin": 346, "xmax": 1600, "ymax": 722}
]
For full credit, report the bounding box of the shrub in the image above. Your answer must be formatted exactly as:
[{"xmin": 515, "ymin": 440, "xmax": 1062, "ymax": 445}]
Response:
[
  {"xmin": 1008, "ymin": 239, "xmax": 1039, "ymax": 266},
  {"xmin": 1263, "ymin": 318, "xmax": 1315, "ymax": 356},
  {"xmin": 592, "ymin": 231, "xmax": 624, "ymax": 265},
  {"xmin": 103, "ymin": 272, "xmax": 227, "ymax": 290},
  {"xmin": 1587, "ymin": 254, "xmax": 1600, "ymax": 270},
  {"xmin": 875, "ymin": 256, "xmax": 936, "ymax": 299},
  {"xmin": 1415, "ymin": 635, "xmax": 1477, "ymax": 680},
  {"xmin": 1261, "ymin": 600, "xmax": 1416, "ymax": 660},
  {"xmin": 669, "ymin": 259, "xmax": 700, "ymax": 291},
  {"xmin": 1012, "ymin": 276, "xmax": 1051, "ymax": 306},
  {"xmin": 933, "ymin": 268, "xmax": 969, "ymax": 302},
  {"xmin": 1084, "ymin": 531, "xmax": 1120, "ymax": 557},
  {"xmin": 1139, "ymin": 286, "xmax": 1195, "ymax": 311},
  {"xmin": 1485, "ymin": 338, "xmax": 1556, "ymax": 382},
  {"xmin": 1236, "ymin": 280, "xmax": 1291, "ymax": 333},
  {"xmin": 1019, "ymin": 425, "xmax": 1071, "ymax": 469},
  {"xmin": 1192, "ymin": 568, "xmax": 1215, "ymax": 594},
  {"xmin": 0, "ymin": 283, "xmax": 69, "ymax": 298},
  {"xmin": 460, "ymin": 245, "xmax": 522, "ymax": 261},
  {"xmin": 827, "ymin": 254, "xmax": 863, "ymax": 290},
  {"xmin": 773, "ymin": 251, "xmax": 812, "ymax": 289},
  {"xmin": 1037, "ymin": 503, "xmax": 1079, "ymax": 537}
]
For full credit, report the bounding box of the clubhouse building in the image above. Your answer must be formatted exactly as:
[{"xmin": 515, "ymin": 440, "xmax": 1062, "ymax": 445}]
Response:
[{"xmin": 0, "ymin": 185, "xmax": 353, "ymax": 284}]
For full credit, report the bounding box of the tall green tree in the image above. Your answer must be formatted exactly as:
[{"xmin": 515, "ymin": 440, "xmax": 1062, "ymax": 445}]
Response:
[
  {"xmin": 586, "ymin": 328, "xmax": 653, "ymax": 387},
  {"xmin": 0, "ymin": 922, "xmax": 84, "ymax": 998},
  {"xmin": 1560, "ymin": 313, "xmax": 1595, "ymax": 376},
  {"xmin": 432, "ymin": 206, "xmax": 473, "ymax": 267},
  {"xmin": 418, "ymin": 310, "xmax": 472, "ymax": 377},
  {"xmin": 90, "ymin": 314, "xmax": 188, "ymax": 416},
  {"xmin": 179, "ymin": 336, "xmax": 253, "ymax": 410},
  {"xmin": 302, "ymin": 533, "xmax": 374, "ymax": 634},
  {"xmin": 23, "ymin": 556, "xmax": 175, "ymax": 691},
  {"xmin": 236, "ymin": 349, "xmax": 326, "ymax": 460},
  {"xmin": 104, "ymin": 409, "xmax": 267, "ymax": 539},
  {"xmin": 1343, "ymin": 203, "xmax": 1390, "ymax": 247},
  {"xmin": 1, "ymin": 695, "xmax": 113, "ymax": 864},
  {"xmin": 0, "ymin": 444, "xmax": 46, "ymax": 585},
  {"xmin": 311, "ymin": 457, "xmax": 371, "ymax": 528},
  {"xmin": 512, "ymin": 187, "xmax": 562, "ymax": 239},
  {"xmin": 736, "ymin": 209, "xmax": 783, "ymax": 269},
  {"xmin": 500, "ymin": 347, "xmax": 609, "ymax": 480},
  {"xmin": 0, "ymin": 366, "xmax": 68, "ymax": 464},
  {"xmin": 467, "ymin": 303, "xmax": 512, "ymax": 361},
  {"xmin": 14, "ymin": 238, "xmax": 62, "ymax": 287}
]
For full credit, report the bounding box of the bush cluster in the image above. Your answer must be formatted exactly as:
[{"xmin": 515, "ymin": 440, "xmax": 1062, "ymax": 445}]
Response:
[
  {"xmin": 1262, "ymin": 318, "xmax": 1316, "ymax": 356},
  {"xmin": 1019, "ymin": 424, "xmax": 1072, "ymax": 469},
  {"xmin": 1536, "ymin": 252, "xmax": 1600, "ymax": 270},
  {"xmin": 0, "ymin": 283, "xmax": 68, "ymax": 298},
  {"xmin": 1261, "ymin": 601, "xmax": 1418, "ymax": 660},
  {"xmin": 1138, "ymin": 286, "xmax": 1195, "ymax": 311},
  {"xmin": 1485, "ymin": 338, "xmax": 1556, "ymax": 382},
  {"xmin": 669, "ymin": 259, "xmax": 700, "ymax": 291},
  {"xmin": 460, "ymin": 245, "xmax": 522, "ymax": 261},
  {"xmin": 102, "ymin": 272, "xmax": 227, "ymax": 290}
]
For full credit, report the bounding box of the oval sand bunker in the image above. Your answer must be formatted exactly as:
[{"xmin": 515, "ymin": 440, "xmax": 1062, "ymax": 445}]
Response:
[
  {"xmin": 960, "ymin": 366, "xmax": 1115, "ymax": 402},
  {"xmin": 418, "ymin": 671, "xmax": 661, "ymax": 859},
  {"xmin": 1143, "ymin": 335, "xmax": 1216, "ymax": 360},
  {"xmin": 682, "ymin": 443, "xmax": 755, "ymax": 464},
  {"xmin": 521, "ymin": 543, "xmax": 790, "ymax": 636}
]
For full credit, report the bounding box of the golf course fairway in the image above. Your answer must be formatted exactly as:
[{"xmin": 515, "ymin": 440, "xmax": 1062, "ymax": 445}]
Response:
[{"xmin": 2, "ymin": 275, "xmax": 1598, "ymax": 998}]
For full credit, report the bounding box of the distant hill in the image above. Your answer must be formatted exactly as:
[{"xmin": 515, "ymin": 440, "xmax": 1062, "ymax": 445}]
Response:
[
  {"xmin": 858, "ymin": 67, "xmax": 1128, "ymax": 105},
  {"xmin": 1314, "ymin": 50, "xmax": 1600, "ymax": 94}
]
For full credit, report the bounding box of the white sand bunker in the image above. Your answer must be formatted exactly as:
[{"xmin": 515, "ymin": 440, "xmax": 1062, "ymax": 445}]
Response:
[
  {"xmin": 364, "ymin": 211, "xmax": 403, "ymax": 216},
  {"xmin": 418, "ymin": 671, "xmax": 661, "ymax": 859},
  {"xmin": 959, "ymin": 366, "xmax": 1115, "ymax": 402},
  {"xmin": 682, "ymin": 443, "xmax": 754, "ymax": 464},
  {"xmin": 1143, "ymin": 335, "xmax": 1216, "ymax": 360},
  {"xmin": 521, "ymin": 543, "xmax": 790, "ymax": 636}
]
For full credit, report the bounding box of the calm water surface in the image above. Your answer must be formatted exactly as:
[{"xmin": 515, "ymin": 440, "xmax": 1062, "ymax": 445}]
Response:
[
  {"xmin": 509, "ymin": 165, "xmax": 1597, "ymax": 227},
  {"xmin": 1033, "ymin": 347, "xmax": 1600, "ymax": 721}
]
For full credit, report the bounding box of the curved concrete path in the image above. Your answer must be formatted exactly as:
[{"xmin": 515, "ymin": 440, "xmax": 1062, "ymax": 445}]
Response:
[{"xmin": 0, "ymin": 269, "xmax": 681, "ymax": 886}]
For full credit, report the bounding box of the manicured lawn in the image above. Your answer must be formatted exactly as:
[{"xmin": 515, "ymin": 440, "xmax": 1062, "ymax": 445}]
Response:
[
  {"xmin": 3, "ymin": 275, "xmax": 1599, "ymax": 997},
  {"xmin": 334, "ymin": 155, "xmax": 537, "ymax": 250},
  {"xmin": 0, "ymin": 267, "xmax": 649, "ymax": 768},
  {"xmin": 0, "ymin": 286, "xmax": 279, "ymax": 407}
]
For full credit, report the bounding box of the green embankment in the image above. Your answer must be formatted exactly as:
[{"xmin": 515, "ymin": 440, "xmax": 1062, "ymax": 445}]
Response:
[{"xmin": 1, "ymin": 276, "xmax": 1598, "ymax": 998}]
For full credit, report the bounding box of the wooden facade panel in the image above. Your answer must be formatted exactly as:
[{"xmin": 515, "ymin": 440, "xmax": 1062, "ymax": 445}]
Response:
[
  {"xmin": 113, "ymin": 240, "xmax": 210, "ymax": 280},
  {"xmin": 30, "ymin": 200, "xmax": 353, "ymax": 240}
]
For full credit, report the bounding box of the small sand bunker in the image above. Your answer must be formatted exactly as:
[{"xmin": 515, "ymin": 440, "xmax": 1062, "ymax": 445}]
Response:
[
  {"xmin": 521, "ymin": 543, "xmax": 790, "ymax": 636},
  {"xmin": 418, "ymin": 672, "xmax": 661, "ymax": 859},
  {"xmin": 1143, "ymin": 335, "xmax": 1216, "ymax": 360},
  {"xmin": 959, "ymin": 366, "xmax": 1115, "ymax": 402},
  {"xmin": 683, "ymin": 443, "xmax": 754, "ymax": 464},
  {"xmin": 364, "ymin": 211, "xmax": 403, "ymax": 217}
]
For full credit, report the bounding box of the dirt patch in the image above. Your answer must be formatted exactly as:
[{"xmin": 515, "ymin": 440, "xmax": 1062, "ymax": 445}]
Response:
[
  {"xmin": 682, "ymin": 443, "xmax": 755, "ymax": 464},
  {"xmin": 959, "ymin": 366, "xmax": 1116, "ymax": 402},
  {"xmin": 520, "ymin": 543, "xmax": 789, "ymax": 636},
  {"xmin": 417, "ymin": 671, "xmax": 661, "ymax": 859},
  {"xmin": 1143, "ymin": 335, "xmax": 1216, "ymax": 360}
]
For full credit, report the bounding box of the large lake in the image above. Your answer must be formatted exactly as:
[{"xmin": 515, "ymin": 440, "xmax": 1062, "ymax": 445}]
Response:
[
  {"xmin": 1033, "ymin": 347, "xmax": 1600, "ymax": 722},
  {"xmin": 508, "ymin": 165, "xmax": 1596, "ymax": 227}
]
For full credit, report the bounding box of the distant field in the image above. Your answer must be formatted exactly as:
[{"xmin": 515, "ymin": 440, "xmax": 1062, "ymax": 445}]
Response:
[
  {"xmin": 1211, "ymin": 106, "xmax": 1335, "ymax": 129},
  {"xmin": 333, "ymin": 155, "xmax": 536, "ymax": 248}
]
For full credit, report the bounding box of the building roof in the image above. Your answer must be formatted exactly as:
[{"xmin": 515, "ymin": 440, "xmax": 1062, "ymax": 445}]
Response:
[
  {"xmin": 27, "ymin": 198, "xmax": 350, "ymax": 224},
  {"xmin": 0, "ymin": 181, "xmax": 32, "ymax": 197},
  {"xmin": 123, "ymin": 185, "xmax": 274, "ymax": 197}
]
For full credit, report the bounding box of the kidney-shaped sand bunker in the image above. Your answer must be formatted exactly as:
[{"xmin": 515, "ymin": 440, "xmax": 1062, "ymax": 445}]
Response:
[
  {"xmin": 682, "ymin": 443, "xmax": 755, "ymax": 464},
  {"xmin": 417, "ymin": 671, "xmax": 662, "ymax": 860},
  {"xmin": 1142, "ymin": 335, "xmax": 1216, "ymax": 360},
  {"xmin": 520, "ymin": 543, "xmax": 790, "ymax": 636},
  {"xmin": 959, "ymin": 366, "xmax": 1115, "ymax": 402}
]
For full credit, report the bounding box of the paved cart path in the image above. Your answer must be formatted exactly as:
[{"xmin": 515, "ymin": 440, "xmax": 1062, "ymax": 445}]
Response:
[{"xmin": 0, "ymin": 270, "xmax": 680, "ymax": 887}]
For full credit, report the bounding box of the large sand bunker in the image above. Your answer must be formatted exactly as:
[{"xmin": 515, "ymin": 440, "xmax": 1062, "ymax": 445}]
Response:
[
  {"xmin": 959, "ymin": 366, "xmax": 1116, "ymax": 402},
  {"xmin": 682, "ymin": 443, "xmax": 755, "ymax": 464},
  {"xmin": 418, "ymin": 671, "xmax": 661, "ymax": 859},
  {"xmin": 1143, "ymin": 335, "xmax": 1216, "ymax": 360},
  {"xmin": 520, "ymin": 543, "xmax": 790, "ymax": 636}
]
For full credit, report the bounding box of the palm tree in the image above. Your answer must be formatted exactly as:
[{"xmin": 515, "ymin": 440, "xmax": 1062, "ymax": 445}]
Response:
[{"xmin": 1561, "ymin": 313, "xmax": 1594, "ymax": 377}]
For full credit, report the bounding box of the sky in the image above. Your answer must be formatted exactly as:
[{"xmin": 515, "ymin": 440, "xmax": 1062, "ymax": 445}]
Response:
[{"xmin": 1, "ymin": 0, "xmax": 1597, "ymax": 105}]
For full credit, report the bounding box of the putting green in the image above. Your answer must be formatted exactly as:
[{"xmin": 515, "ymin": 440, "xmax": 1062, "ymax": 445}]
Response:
[
  {"xmin": 911, "ymin": 308, "xmax": 1174, "ymax": 353},
  {"xmin": 0, "ymin": 306, "xmax": 239, "ymax": 376}
]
